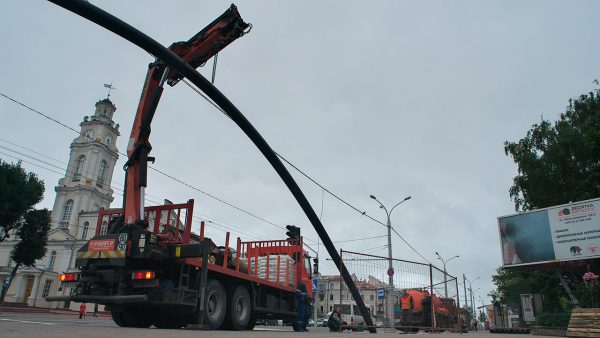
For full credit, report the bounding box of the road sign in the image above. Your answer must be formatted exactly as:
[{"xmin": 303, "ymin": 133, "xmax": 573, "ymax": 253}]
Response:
[
  {"xmin": 312, "ymin": 278, "xmax": 318, "ymax": 293},
  {"xmin": 387, "ymin": 268, "xmax": 394, "ymax": 277},
  {"xmin": 377, "ymin": 288, "xmax": 385, "ymax": 300},
  {"xmin": 3, "ymin": 276, "xmax": 12, "ymax": 288}
]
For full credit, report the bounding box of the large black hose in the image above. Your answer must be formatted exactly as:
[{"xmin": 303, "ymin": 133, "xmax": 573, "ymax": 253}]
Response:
[{"xmin": 47, "ymin": 0, "xmax": 376, "ymax": 332}]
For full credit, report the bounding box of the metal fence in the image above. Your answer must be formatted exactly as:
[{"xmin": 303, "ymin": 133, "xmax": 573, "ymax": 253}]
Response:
[{"xmin": 320, "ymin": 250, "xmax": 461, "ymax": 332}]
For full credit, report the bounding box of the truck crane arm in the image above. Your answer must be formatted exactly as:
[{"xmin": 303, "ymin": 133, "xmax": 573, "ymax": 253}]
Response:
[
  {"xmin": 48, "ymin": 0, "xmax": 375, "ymax": 332},
  {"xmin": 121, "ymin": 5, "xmax": 249, "ymax": 228}
]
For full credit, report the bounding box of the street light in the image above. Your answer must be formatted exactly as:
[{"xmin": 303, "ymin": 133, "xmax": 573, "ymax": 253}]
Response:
[
  {"xmin": 464, "ymin": 276, "xmax": 480, "ymax": 316},
  {"xmin": 370, "ymin": 194, "xmax": 411, "ymax": 329},
  {"xmin": 369, "ymin": 194, "xmax": 411, "ymax": 287},
  {"xmin": 435, "ymin": 252, "xmax": 459, "ymax": 297}
]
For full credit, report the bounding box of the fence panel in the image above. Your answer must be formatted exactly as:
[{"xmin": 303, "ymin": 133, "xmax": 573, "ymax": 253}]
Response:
[{"xmin": 326, "ymin": 250, "xmax": 461, "ymax": 332}]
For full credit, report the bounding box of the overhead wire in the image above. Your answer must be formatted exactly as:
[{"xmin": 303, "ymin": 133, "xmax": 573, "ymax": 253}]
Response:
[
  {"xmin": 0, "ymin": 92, "xmax": 296, "ymax": 238},
  {"xmin": 177, "ymin": 82, "xmax": 430, "ymax": 263},
  {"xmin": 0, "ymin": 141, "xmax": 266, "ymax": 241},
  {"xmin": 1, "ymin": 89, "xmax": 428, "ymax": 263}
]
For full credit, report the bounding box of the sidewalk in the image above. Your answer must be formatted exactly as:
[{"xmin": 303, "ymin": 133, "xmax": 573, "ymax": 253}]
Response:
[{"xmin": 0, "ymin": 305, "xmax": 110, "ymax": 317}]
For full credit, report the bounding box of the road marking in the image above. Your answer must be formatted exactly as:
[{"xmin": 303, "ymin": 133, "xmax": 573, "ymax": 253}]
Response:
[{"xmin": 0, "ymin": 318, "xmax": 57, "ymax": 325}]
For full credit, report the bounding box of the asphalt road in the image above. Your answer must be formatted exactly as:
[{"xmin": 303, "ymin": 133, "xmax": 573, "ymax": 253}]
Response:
[{"xmin": 0, "ymin": 312, "xmax": 547, "ymax": 338}]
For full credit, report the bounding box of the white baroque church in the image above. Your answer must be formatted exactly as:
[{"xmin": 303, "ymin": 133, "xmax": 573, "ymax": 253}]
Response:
[{"xmin": 0, "ymin": 97, "xmax": 120, "ymax": 310}]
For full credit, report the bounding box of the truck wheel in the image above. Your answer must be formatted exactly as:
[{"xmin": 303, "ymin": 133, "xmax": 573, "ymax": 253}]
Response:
[
  {"xmin": 228, "ymin": 285, "xmax": 251, "ymax": 330},
  {"xmin": 112, "ymin": 309, "xmax": 153, "ymax": 328},
  {"xmin": 202, "ymin": 279, "xmax": 227, "ymax": 329},
  {"xmin": 246, "ymin": 316, "xmax": 256, "ymax": 330},
  {"xmin": 123, "ymin": 309, "xmax": 153, "ymax": 328},
  {"xmin": 111, "ymin": 311, "xmax": 127, "ymax": 327},
  {"xmin": 154, "ymin": 313, "xmax": 183, "ymax": 329}
]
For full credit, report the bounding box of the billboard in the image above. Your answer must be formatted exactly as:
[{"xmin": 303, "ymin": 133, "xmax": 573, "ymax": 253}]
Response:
[{"xmin": 498, "ymin": 197, "xmax": 600, "ymax": 267}]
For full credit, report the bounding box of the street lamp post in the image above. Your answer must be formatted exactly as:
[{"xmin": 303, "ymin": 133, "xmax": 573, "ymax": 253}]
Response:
[
  {"xmin": 435, "ymin": 252, "xmax": 459, "ymax": 298},
  {"xmin": 370, "ymin": 194, "xmax": 411, "ymax": 329},
  {"xmin": 464, "ymin": 276, "xmax": 480, "ymax": 317}
]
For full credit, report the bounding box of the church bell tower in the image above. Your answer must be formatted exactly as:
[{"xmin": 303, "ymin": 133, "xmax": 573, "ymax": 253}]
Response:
[{"xmin": 50, "ymin": 98, "xmax": 120, "ymax": 236}]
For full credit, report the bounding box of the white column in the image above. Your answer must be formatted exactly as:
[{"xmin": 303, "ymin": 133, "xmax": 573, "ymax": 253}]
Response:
[
  {"xmin": 28, "ymin": 275, "xmax": 41, "ymax": 306},
  {"xmin": 12, "ymin": 275, "xmax": 24, "ymax": 302}
]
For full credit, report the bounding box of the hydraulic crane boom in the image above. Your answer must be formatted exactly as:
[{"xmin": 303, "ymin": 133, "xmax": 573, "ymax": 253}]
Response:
[
  {"xmin": 48, "ymin": 1, "xmax": 376, "ymax": 332},
  {"xmin": 122, "ymin": 5, "xmax": 249, "ymax": 227}
]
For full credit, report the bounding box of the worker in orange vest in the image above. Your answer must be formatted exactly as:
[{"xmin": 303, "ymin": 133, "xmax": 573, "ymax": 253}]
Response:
[{"xmin": 400, "ymin": 289, "xmax": 414, "ymax": 330}]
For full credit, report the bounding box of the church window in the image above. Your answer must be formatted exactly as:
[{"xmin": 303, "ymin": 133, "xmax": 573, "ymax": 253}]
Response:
[
  {"xmin": 61, "ymin": 200, "xmax": 74, "ymax": 228},
  {"xmin": 73, "ymin": 155, "xmax": 85, "ymax": 181},
  {"xmin": 81, "ymin": 221, "xmax": 89, "ymax": 240},
  {"xmin": 42, "ymin": 279, "xmax": 53, "ymax": 298},
  {"xmin": 100, "ymin": 221, "xmax": 108, "ymax": 235},
  {"xmin": 97, "ymin": 160, "xmax": 107, "ymax": 187},
  {"xmin": 48, "ymin": 250, "xmax": 56, "ymax": 269}
]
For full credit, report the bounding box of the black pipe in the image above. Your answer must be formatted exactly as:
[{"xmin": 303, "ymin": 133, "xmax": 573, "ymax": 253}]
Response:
[{"xmin": 47, "ymin": 0, "xmax": 376, "ymax": 332}]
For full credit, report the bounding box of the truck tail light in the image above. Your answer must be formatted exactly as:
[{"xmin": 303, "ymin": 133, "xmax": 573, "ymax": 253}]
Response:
[
  {"xmin": 132, "ymin": 271, "xmax": 155, "ymax": 280},
  {"xmin": 59, "ymin": 273, "xmax": 78, "ymax": 282}
]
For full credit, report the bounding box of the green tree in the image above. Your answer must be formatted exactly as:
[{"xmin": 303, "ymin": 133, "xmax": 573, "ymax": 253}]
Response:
[
  {"xmin": 0, "ymin": 160, "xmax": 45, "ymax": 242},
  {"xmin": 0, "ymin": 208, "xmax": 51, "ymax": 307},
  {"xmin": 493, "ymin": 88, "xmax": 600, "ymax": 314},
  {"xmin": 504, "ymin": 90, "xmax": 600, "ymax": 211}
]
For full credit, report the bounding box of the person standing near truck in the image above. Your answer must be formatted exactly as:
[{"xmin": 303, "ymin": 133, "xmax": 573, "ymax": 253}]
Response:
[
  {"xmin": 400, "ymin": 290, "xmax": 414, "ymax": 329},
  {"xmin": 294, "ymin": 282, "xmax": 310, "ymax": 331}
]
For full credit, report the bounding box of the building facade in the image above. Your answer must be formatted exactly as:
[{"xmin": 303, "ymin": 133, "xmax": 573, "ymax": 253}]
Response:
[{"xmin": 0, "ymin": 97, "xmax": 120, "ymax": 309}]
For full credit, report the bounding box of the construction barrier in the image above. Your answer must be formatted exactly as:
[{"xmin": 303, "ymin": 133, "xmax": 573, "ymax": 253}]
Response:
[{"xmin": 314, "ymin": 250, "xmax": 461, "ymax": 332}]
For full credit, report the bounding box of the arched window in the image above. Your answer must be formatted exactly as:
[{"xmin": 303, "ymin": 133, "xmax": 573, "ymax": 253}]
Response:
[
  {"xmin": 97, "ymin": 160, "xmax": 107, "ymax": 187},
  {"xmin": 73, "ymin": 155, "xmax": 85, "ymax": 181},
  {"xmin": 81, "ymin": 221, "xmax": 89, "ymax": 240},
  {"xmin": 100, "ymin": 221, "xmax": 108, "ymax": 235},
  {"xmin": 61, "ymin": 200, "xmax": 74, "ymax": 228},
  {"xmin": 48, "ymin": 250, "xmax": 56, "ymax": 269}
]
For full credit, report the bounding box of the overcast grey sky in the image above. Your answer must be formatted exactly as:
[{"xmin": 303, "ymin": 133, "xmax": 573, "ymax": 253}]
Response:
[{"xmin": 1, "ymin": 0, "xmax": 599, "ymax": 304}]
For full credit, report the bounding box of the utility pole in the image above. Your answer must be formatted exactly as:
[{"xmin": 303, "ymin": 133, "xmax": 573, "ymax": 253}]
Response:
[
  {"xmin": 463, "ymin": 274, "xmax": 468, "ymax": 311},
  {"xmin": 370, "ymin": 194, "xmax": 411, "ymax": 329}
]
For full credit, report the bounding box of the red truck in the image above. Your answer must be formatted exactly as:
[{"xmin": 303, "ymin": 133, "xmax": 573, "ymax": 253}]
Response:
[
  {"xmin": 56, "ymin": 201, "xmax": 314, "ymax": 330},
  {"xmin": 48, "ymin": 5, "xmax": 315, "ymax": 330}
]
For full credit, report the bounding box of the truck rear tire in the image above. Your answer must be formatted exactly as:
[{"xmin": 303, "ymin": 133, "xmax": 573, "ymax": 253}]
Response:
[
  {"xmin": 112, "ymin": 309, "xmax": 153, "ymax": 328},
  {"xmin": 111, "ymin": 311, "xmax": 127, "ymax": 327},
  {"xmin": 246, "ymin": 316, "xmax": 256, "ymax": 330},
  {"xmin": 202, "ymin": 279, "xmax": 227, "ymax": 329},
  {"xmin": 228, "ymin": 285, "xmax": 251, "ymax": 330},
  {"xmin": 154, "ymin": 312, "xmax": 183, "ymax": 329}
]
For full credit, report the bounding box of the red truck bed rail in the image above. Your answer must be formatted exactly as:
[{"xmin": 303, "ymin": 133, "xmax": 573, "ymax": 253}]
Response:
[
  {"xmin": 236, "ymin": 238, "xmax": 303, "ymax": 288},
  {"xmin": 95, "ymin": 200, "xmax": 302, "ymax": 291},
  {"xmin": 95, "ymin": 199, "xmax": 195, "ymax": 243}
]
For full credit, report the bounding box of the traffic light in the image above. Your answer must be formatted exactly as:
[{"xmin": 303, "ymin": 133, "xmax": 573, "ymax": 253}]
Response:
[
  {"xmin": 286, "ymin": 225, "xmax": 300, "ymax": 239},
  {"xmin": 313, "ymin": 257, "xmax": 319, "ymax": 275}
]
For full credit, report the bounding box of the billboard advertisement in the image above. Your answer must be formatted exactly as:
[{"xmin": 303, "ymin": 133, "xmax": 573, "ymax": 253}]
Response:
[{"xmin": 498, "ymin": 197, "xmax": 600, "ymax": 267}]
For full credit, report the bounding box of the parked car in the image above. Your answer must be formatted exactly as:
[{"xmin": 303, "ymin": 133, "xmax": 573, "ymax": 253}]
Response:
[
  {"xmin": 308, "ymin": 319, "xmax": 315, "ymax": 327},
  {"xmin": 315, "ymin": 318, "xmax": 325, "ymax": 327}
]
